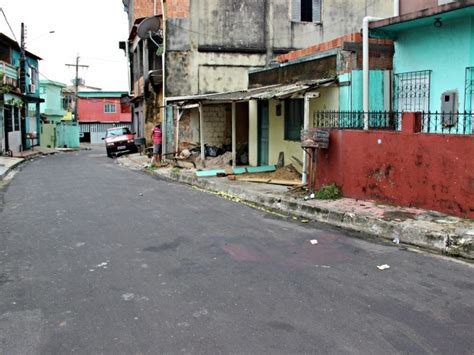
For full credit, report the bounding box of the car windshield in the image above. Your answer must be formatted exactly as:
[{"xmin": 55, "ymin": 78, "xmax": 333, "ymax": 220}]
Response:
[{"xmin": 107, "ymin": 127, "xmax": 131, "ymax": 137}]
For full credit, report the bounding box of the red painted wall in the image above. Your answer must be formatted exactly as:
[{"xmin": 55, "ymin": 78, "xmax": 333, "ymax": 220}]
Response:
[
  {"xmin": 313, "ymin": 114, "xmax": 474, "ymax": 218},
  {"xmin": 77, "ymin": 97, "xmax": 131, "ymax": 123}
]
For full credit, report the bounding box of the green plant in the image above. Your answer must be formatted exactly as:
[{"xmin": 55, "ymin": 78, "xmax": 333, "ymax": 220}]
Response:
[{"xmin": 315, "ymin": 183, "xmax": 342, "ymax": 200}]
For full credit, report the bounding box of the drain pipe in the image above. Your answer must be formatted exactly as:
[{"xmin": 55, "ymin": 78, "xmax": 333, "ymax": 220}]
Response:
[
  {"xmin": 363, "ymin": 16, "xmax": 382, "ymax": 130},
  {"xmin": 394, "ymin": 0, "xmax": 400, "ymax": 17}
]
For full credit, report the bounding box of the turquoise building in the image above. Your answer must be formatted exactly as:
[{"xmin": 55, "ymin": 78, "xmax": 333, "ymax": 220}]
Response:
[
  {"xmin": 371, "ymin": 2, "xmax": 474, "ymax": 134},
  {"xmin": 0, "ymin": 33, "xmax": 43, "ymax": 153},
  {"xmin": 39, "ymin": 80, "xmax": 79, "ymax": 148}
]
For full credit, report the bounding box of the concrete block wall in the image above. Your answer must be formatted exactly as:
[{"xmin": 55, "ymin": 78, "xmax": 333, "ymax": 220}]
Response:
[{"xmin": 203, "ymin": 105, "xmax": 230, "ymax": 146}]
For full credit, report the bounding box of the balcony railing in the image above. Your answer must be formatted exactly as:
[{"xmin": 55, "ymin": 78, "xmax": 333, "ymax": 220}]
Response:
[{"xmin": 0, "ymin": 60, "xmax": 18, "ymax": 87}]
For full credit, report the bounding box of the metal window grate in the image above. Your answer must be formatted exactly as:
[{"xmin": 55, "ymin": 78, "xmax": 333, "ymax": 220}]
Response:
[
  {"xmin": 393, "ymin": 70, "xmax": 431, "ymax": 112},
  {"xmin": 465, "ymin": 67, "xmax": 474, "ymax": 111}
]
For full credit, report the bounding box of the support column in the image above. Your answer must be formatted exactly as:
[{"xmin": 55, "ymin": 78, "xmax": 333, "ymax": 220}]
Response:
[
  {"xmin": 248, "ymin": 100, "xmax": 258, "ymax": 167},
  {"xmin": 199, "ymin": 102, "xmax": 205, "ymax": 161},
  {"xmin": 231, "ymin": 102, "xmax": 236, "ymax": 168}
]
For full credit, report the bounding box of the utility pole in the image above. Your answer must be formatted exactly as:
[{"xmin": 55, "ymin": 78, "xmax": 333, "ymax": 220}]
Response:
[
  {"xmin": 65, "ymin": 56, "xmax": 89, "ymax": 121},
  {"xmin": 20, "ymin": 23, "xmax": 27, "ymax": 149},
  {"xmin": 19, "ymin": 23, "xmax": 26, "ymax": 93}
]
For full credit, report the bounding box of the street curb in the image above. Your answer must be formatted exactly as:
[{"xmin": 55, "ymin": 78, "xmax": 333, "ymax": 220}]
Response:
[
  {"xmin": 151, "ymin": 168, "xmax": 474, "ymax": 261},
  {"xmin": 0, "ymin": 159, "xmax": 25, "ymax": 181},
  {"xmin": 0, "ymin": 150, "xmax": 58, "ymax": 181}
]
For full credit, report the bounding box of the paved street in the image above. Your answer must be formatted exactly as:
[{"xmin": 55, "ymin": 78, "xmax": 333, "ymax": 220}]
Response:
[{"xmin": 0, "ymin": 148, "xmax": 473, "ymax": 354}]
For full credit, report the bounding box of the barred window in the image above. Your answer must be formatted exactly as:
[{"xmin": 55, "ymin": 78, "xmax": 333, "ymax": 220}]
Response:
[
  {"xmin": 465, "ymin": 67, "xmax": 474, "ymax": 111},
  {"xmin": 393, "ymin": 70, "xmax": 431, "ymax": 113}
]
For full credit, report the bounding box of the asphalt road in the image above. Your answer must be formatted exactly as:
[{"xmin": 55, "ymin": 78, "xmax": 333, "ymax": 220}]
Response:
[{"xmin": 0, "ymin": 148, "xmax": 473, "ymax": 354}]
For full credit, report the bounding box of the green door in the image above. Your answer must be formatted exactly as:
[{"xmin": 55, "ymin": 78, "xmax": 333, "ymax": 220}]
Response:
[{"xmin": 258, "ymin": 101, "xmax": 269, "ymax": 166}]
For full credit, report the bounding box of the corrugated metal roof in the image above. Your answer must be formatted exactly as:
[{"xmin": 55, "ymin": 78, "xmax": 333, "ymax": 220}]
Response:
[{"xmin": 167, "ymin": 78, "xmax": 337, "ymax": 105}]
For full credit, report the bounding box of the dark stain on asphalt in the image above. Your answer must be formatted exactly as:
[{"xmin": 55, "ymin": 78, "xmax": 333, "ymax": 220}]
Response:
[
  {"xmin": 144, "ymin": 240, "xmax": 181, "ymax": 253},
  {"xmin": 267, "ymin": 321, "xmax": 296, "ymax": 332},
  {"xmin": 0, "ymin": 273, "xmax": 13, "ymax": 286}
]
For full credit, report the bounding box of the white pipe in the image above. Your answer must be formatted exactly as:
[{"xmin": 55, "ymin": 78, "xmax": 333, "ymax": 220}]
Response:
[
  {"xmin": 363, "ymin": 16, "xmax": 382, "ymax": 130},
  {"xmin": 394, "ymin": 0, "xmax": 399, "ymax": 17},
  {"xmin": 231, "ymin": 102, "xmax": 236, "ymax": 168},
  {"xmin": 160, "ymin": 0, "xmax": 167, "ymax": 154},
  {"xmin": 302, "ymin": 92, "xmax": 319, "ymax": 185},
  {"xmin": 199, "ymin": 102, "xmax": 205, "ymax": 161},
  {"xmin": 154, "ymin": 0, "xmax": 157, "ymax": 16}
]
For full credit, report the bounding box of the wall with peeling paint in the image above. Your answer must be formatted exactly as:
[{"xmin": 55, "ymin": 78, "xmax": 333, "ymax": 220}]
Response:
[{"xmin": 313, "ymin": 113, "xmax": 474, "ymax": 218}]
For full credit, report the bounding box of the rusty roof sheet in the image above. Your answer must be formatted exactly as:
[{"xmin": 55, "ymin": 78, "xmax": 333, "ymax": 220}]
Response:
[{"xmin": 167, "ymin": 77, "xmax": 337, "ymax": 106}]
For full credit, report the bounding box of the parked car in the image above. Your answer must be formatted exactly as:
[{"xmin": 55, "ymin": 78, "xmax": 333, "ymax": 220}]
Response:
[{"xmin": 103, "ymin": 127, "xmax": 137, "ymax": 157}]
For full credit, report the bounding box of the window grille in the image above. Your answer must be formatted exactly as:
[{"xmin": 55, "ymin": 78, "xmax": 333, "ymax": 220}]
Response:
[
  {"xmin": 393, "ymin": 70, "xmax": 431, "ymax": 113},
  {"xmin": 465, "ymin": 67, "xmax": 474, "ymax": 111}
]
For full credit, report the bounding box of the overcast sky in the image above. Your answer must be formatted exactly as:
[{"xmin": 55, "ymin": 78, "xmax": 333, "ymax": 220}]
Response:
[{"xmin": 0, "ymin": 0, "xmax": 129, "ymax": 91}]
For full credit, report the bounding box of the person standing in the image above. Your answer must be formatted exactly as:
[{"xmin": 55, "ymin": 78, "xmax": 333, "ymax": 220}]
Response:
[{"xmin": 151, "ymin": 123, "xmax": 162, "ymax": 165}]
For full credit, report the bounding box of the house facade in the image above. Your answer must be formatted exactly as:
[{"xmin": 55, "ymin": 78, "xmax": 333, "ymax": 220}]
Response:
[
  {"xmin": 121, "ymin": 0, "xmax": 396, "ymax": 154},
  {"xmin": 371, "ymin": 0, "xmax": 474, "ymax": 134},
  {"xmin": 77, "ymin": 91, "xmax": 132, "ymax": 144},
  {"xmin": 0, "ymin": 33, "xmax": 42, "ymax": 154},
  {"xmin": 39, "ymin": 80, "xmax": 80, "ymax": 149}
]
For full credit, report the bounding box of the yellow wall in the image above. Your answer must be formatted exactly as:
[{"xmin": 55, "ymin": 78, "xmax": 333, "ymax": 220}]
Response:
[
  {"xmin": 247, "ymin": 87, "xmax": 339, "ymax": 167},
  {"xmin": 267, "ymin": 87, "xmax": 339, "ymax": 168}
]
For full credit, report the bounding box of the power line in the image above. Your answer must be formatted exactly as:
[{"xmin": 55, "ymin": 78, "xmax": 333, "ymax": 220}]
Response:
[{"xmin": 0, "ymin": 7, "xmax": 18, "ymax": 43}]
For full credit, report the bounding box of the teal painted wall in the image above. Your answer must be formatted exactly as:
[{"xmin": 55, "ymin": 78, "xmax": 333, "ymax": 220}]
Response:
[
  {"xmin": 393, "ymin": 16, "xmax": 473, "ymax": 133},
  {"xmin": 40, "ymin": 81, "xmax": 66, "ymax": 120},
  {"xmin": 56, "ymin": 122, "xmax": 80, "ymax": 148},
  {"xmin": 339, "ymin": 70, "xmax": 389, "ymax": 127}
]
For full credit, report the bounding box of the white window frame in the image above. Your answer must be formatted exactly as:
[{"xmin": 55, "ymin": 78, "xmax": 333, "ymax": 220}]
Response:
[
  {"xmin": 104, "ymin": 103, "xmax": 117, "ymax": 113},
  {"xmin": 291, "ymin": 0, "xmax": 322, "ymax": 23}
]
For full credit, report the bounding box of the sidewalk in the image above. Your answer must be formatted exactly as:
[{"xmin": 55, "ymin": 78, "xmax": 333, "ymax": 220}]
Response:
[{"xmin": 117, "ymin": 154, "xmax": 474, "ymax": 260}]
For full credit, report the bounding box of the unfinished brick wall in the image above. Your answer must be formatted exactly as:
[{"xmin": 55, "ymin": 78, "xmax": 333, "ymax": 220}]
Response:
[
  {"xmin": 132, "ymin": 0, "xmax": 162, "ymax": 20},
  {"xmin": 203, "ymin": 105, "xmax": 231, "ymax": 147},
  {"xmin": 165, "ymin": 0, "xmax": 189, "ymax": 17}
]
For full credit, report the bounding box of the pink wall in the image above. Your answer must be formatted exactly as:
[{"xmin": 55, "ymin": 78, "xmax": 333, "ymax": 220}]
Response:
[
  {"xmin": 77, "ymin": 97, "xmax": 131, "ymax": 123},
  {"xmin": 313, "ymin": 114, "xmax": 474, "ymax": 218}
]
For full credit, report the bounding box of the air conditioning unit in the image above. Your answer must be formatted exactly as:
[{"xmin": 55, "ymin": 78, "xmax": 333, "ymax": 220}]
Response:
[{"xmin": 29, "ymin": 84, "xmax": 36, "ymax": 93}]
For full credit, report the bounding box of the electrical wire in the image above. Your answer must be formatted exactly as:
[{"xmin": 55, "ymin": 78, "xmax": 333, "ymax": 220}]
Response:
[{"xmin": 0, "ymin": 7, "xmax": 18, "ymax": 43}]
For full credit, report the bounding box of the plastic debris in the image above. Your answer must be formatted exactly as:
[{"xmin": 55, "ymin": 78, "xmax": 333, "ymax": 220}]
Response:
[
  {"xmin": 139, "ymin": 193, "xmax": 143, "ymax": 196},
  {"xmin": 310, "ymin": 193, "xmax": 315, "ymax": 199},
  {"xmin": 377, "ymin": 264, "xmax": 390, "ymax": 271},
  {"xmin": 310, "ymin": 239, "xmax": 318, "ymax": 245},
  {"xmin": 392, "ymin": 238, "xmax": 400, "ymax": 244},
  {"xmin": 301, "ymin": 219, "xmax": 309, "ymax": 223}
]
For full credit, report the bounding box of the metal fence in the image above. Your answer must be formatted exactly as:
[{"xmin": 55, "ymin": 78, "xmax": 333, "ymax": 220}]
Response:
[
  {"xmin": 313, "ymin": 111, "xmax": 401, "ymax": 130},
  {"xmin": 422, "ymin": 111, "xmax": 473, "ymax": 135}
]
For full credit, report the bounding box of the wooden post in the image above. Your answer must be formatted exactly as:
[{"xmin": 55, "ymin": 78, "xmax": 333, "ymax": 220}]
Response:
[
  {"xmin": 199, "ymin": 102, "xmax": 205, "ymax": 161},
  {"xmin": 231, "ymin": 102, "xmax": 236, "ymax": 168}
]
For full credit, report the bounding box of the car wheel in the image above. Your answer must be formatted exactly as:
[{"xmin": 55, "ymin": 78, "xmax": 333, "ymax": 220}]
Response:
[{"xmin": 106, "ymin": 148, "xmax": 113, "ymax": 158}]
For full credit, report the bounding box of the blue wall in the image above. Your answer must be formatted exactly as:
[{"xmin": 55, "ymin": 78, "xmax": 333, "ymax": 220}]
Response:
[{"xmin": 393, "ymin": 16, "xmax": 474, "ymax": 112}]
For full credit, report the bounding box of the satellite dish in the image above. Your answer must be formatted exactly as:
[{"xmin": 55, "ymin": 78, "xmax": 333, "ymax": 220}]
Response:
[{"xmin": 137, "ymin": 16, "xmax": 161, "ymax": 39}]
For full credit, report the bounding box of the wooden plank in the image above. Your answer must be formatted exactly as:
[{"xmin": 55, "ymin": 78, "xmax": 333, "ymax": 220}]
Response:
[
  {"xmin": 246, "ymin": 165, "xmax": 276, "ymax": 174},
  {"xmin": 237, "ymin": 177, "xmax": 301, "ymax": 186}
]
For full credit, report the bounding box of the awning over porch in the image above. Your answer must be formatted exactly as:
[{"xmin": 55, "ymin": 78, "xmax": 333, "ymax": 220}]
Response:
[
  {"xmin": 166, "ymin": 77, "xmax": 337, "ymax": 106},
  {"xmin": 166, "ymin": 77, "xmax": 337, "ymax": 168}
]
